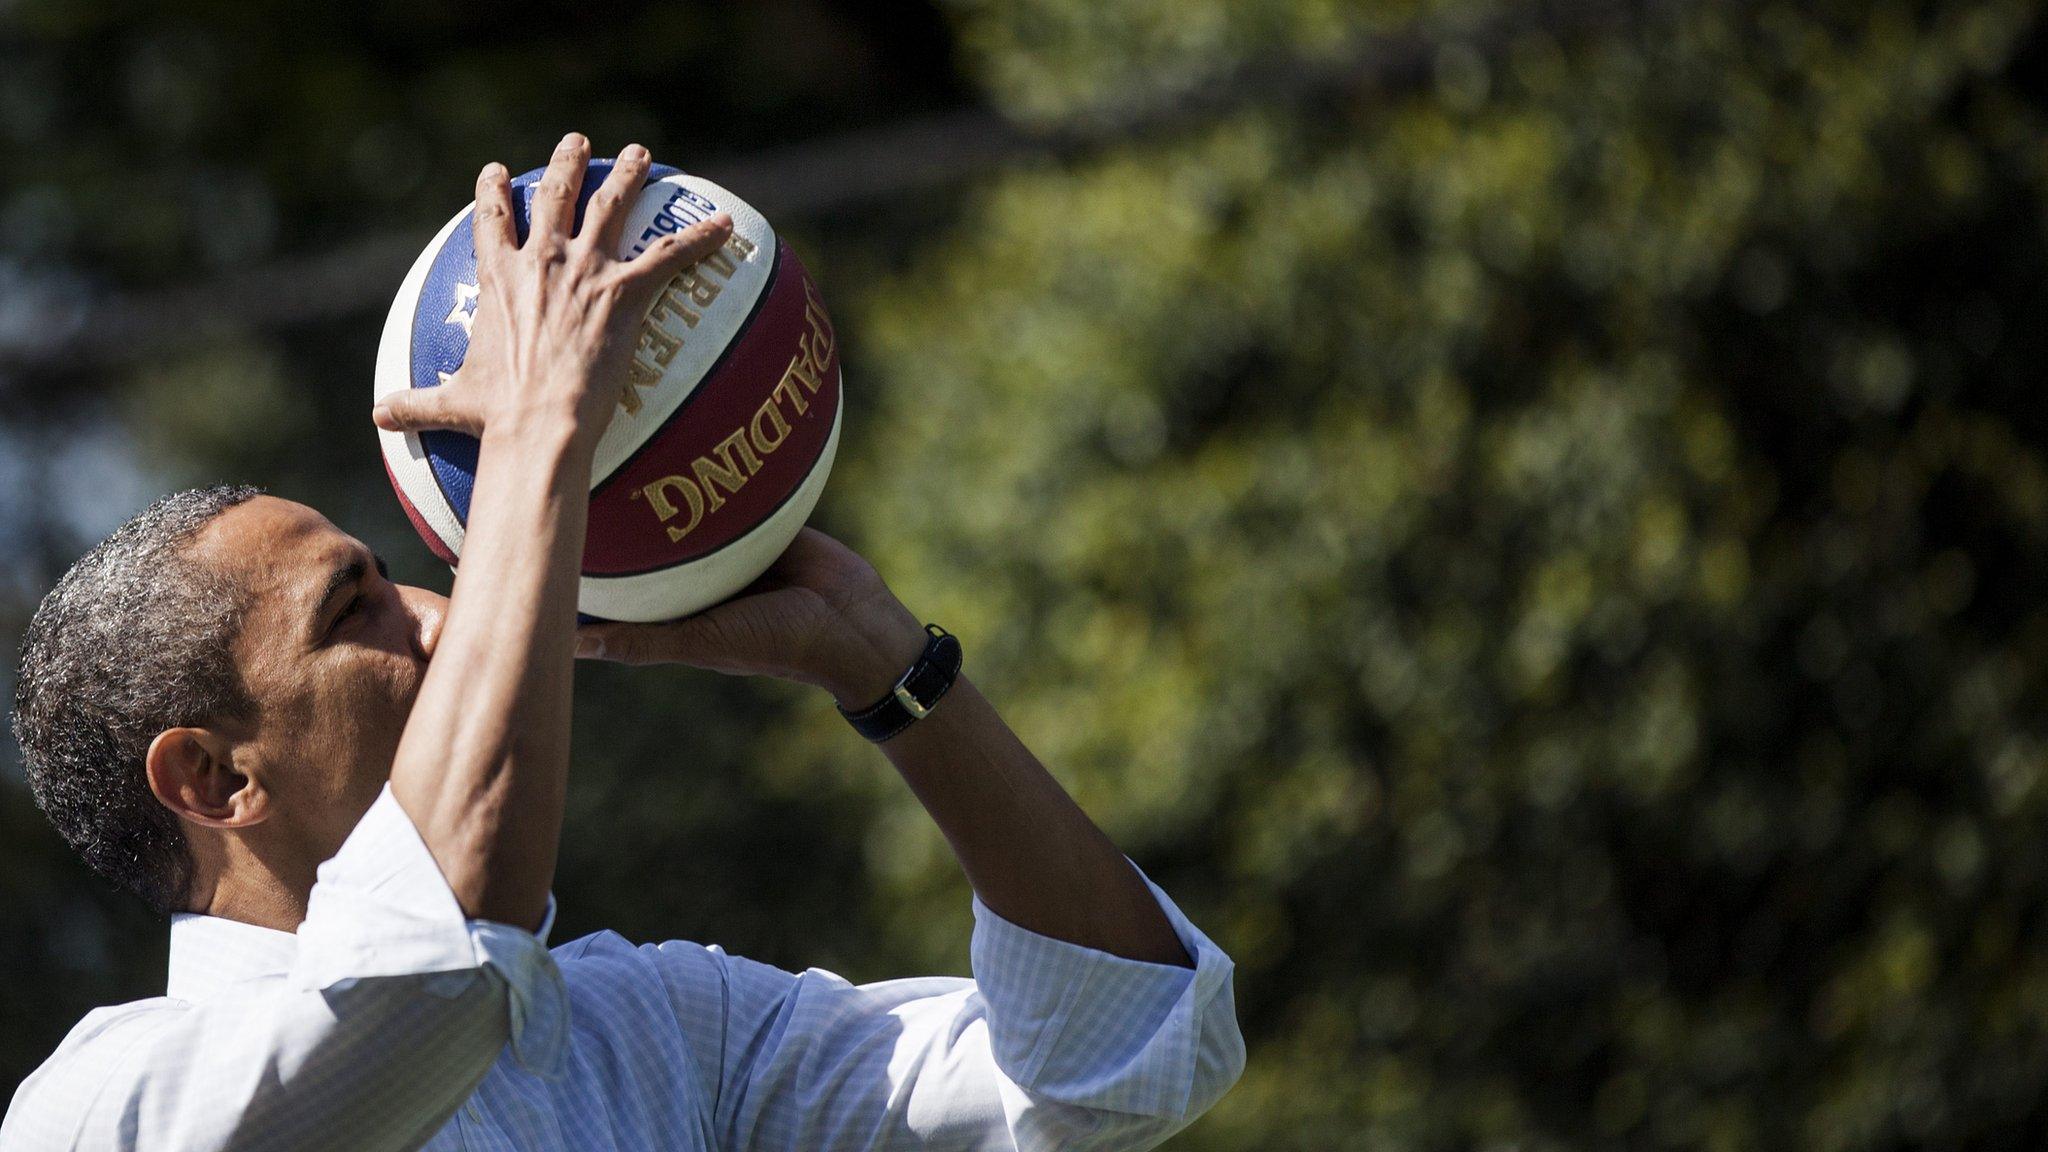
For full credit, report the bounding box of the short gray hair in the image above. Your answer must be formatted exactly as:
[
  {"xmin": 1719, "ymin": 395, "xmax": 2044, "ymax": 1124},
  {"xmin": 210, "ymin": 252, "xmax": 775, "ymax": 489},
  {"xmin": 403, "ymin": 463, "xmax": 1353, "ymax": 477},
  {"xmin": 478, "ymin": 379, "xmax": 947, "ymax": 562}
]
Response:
[{"xmin": 12, "ymin": 484, "xmax": 263, "ymax": 915}]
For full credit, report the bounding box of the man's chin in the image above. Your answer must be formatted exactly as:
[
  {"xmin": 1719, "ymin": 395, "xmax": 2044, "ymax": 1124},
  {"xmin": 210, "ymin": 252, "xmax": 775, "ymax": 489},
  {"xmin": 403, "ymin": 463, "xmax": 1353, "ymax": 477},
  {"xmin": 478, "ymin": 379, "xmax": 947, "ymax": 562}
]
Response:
[{"xmin": 397, "ymin": 661, "xmax": 427, "ymax": 710}]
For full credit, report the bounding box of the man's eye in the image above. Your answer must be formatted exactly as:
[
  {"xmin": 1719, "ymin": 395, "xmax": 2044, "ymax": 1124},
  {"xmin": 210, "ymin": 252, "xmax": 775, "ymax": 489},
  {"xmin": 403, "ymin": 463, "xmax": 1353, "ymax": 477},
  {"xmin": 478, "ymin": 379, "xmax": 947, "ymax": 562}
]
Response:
[{"xmin": 335, "ymin": 595, "xmax": 363, "ymax": 627}]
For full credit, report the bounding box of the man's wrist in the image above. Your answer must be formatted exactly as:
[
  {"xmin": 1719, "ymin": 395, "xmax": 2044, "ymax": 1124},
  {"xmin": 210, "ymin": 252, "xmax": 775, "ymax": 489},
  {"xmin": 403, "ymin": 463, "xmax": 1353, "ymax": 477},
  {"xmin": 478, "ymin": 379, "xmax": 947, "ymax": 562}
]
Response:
[
  {"xmin": 478, "ymin": 389, "xmax": 607, "ymax": 459},
  {"xmin": 818, "ymin": 601, "xmax": 930, "ymax": 708}
]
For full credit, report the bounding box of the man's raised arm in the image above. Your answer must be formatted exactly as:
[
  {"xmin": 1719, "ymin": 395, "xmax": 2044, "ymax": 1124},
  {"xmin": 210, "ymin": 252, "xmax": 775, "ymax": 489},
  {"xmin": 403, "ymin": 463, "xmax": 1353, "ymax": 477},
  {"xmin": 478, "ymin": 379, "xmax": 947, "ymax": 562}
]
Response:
[
  {"xmin": 372, "ymin": 135, "xmax": 731, "ymax": 929},
  {"xmin": 576, "ymin": 529, "xmax": 1247, "ymax": 1149}
]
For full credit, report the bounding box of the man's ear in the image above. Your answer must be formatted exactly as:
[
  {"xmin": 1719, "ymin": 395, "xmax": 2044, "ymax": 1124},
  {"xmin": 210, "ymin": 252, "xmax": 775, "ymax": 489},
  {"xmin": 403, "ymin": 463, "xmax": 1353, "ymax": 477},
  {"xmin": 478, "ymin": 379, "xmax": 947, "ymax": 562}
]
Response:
[{"xmin": 145, "ymin": 727, "xmax": 266, "ymax": 830}]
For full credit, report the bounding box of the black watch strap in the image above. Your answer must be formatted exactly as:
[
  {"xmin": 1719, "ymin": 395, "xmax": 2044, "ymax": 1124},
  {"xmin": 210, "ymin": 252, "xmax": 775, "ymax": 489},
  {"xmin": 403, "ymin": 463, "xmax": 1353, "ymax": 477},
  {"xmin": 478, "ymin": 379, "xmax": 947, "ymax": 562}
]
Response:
[{"xmin": 837, "ymin": 624, "xmax": 963, "ymax": 742}]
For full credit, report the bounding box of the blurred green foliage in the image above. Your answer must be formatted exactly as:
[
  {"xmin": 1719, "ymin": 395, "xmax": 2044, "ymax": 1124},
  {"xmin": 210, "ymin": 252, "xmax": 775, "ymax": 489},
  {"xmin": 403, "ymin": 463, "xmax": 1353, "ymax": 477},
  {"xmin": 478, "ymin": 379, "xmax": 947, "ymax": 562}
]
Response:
[{"xmin": 5, "ymin": 0, "xmax": 2048, "ymax": 1148}]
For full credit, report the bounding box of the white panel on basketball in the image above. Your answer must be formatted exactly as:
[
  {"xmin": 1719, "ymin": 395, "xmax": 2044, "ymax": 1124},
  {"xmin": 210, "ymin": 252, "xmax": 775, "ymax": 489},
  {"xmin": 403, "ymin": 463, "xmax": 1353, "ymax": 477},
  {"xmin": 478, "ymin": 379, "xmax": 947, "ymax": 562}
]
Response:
[
  {"xmin": 577, "ymin": 402, "xmax": 842, "ymax": 622},
  {"xmin": 587, "ymin": 174, "xmax": 776, "ymax": 487},
  {"xmin": 375, "ymin": 207, "xmax": 472, "ymax": 559}
]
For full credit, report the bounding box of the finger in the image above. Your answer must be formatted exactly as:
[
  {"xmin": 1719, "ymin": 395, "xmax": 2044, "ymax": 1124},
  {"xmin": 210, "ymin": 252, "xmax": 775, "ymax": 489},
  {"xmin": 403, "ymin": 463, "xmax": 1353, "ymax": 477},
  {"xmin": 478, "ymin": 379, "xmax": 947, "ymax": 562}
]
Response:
[
  {"xmin": 575, "ymin": 621, "xmax": 663, "ymax": 663},
  {"xmin": 526, "ymin": 131, "xmax": 590, "ymax": 247},
  {"xmin": 574, "ymin": 619, "xmax": 709, "ymax": 665},
  {"xmin": 574, "ymin": 624, "xmax": 617, "ymax": 661},
  {"xmin": 760, "ymin": 527, "xmax": 835, "ymax": 578},
  {"xmin": 470, "ymin": 162, "xmax": 516, "ymax": 263},
  {"xmin": 578, "ymin": 143, "xmax": 650, "ymax": 256},
  {"xmin": 619, "ymin": 212, "xmax": 734, "ymax": 290},
  {"xmin": 372, "ymin": 386, "xmax": 484, "ymax": 437},
  {"xmin": 574, "ymin": 592, "xmax": 791, "ymax": 669}
]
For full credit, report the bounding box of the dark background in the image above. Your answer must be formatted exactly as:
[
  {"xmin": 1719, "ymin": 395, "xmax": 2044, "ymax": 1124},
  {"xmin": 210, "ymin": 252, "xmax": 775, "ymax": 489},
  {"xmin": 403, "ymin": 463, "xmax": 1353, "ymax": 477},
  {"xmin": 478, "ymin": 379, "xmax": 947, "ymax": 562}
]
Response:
[{"xmin": 6, "ymin": 0, "xmax": 2048, "ymax": 1147}]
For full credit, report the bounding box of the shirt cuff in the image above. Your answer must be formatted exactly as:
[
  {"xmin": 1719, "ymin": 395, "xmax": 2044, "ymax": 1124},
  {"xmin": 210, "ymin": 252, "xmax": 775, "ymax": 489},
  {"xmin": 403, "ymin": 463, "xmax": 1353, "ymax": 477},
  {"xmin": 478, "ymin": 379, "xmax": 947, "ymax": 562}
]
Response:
[
  {"xmin": 290, "ymin": 783, "xmax": 571, "ymax": 1077},
  {"xmin": 969, "ymin": 861, "xmax": 1236, "ymax": 1119}
]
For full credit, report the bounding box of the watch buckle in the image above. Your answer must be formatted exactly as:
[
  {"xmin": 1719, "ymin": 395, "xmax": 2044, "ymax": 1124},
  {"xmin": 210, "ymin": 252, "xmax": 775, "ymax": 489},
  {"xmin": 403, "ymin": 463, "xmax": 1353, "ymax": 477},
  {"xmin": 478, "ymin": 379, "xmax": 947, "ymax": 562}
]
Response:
[{"xmin": 893, "ymin": 680, "xmax": 931, "ymax": 719}]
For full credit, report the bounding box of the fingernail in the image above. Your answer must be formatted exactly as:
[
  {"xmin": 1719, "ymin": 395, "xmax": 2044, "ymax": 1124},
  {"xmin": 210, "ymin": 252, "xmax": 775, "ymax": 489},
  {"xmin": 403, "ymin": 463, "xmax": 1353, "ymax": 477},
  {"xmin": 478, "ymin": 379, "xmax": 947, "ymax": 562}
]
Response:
[
  {"xmin": 576, "ymin": 634, "xmax": 604, "ymax": 659},
  {"xmin": 623, "ymin": 143, "xmax": 647, "ymax": 161},
  {"xmin": 483, "ymin": 162, "xmax": 506, "ymax": 180},
  {"xmin": 371, "ymin": 404, "xmax": 392, "ymax": 426},
  {"xmin": 562, "ymin": 131, "xmax": 586, "ymax": 149}
]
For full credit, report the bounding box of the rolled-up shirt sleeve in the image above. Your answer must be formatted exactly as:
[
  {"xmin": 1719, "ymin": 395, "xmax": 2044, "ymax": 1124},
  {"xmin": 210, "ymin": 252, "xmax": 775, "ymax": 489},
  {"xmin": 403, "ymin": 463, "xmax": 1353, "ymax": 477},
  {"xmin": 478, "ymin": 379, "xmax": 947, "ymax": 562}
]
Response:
[
  {"xmin": 292, "ymin": 784, "xmax": 568, "ymax": 1076},
  {"xmin": 968, "ymin": 869, "xmax": 1244, "ymax": 1140},
  {"xmin": 0, "ymin": 783, "xmax": 567, "ymax": 1152},
  {"xmin": 681, "ymin": 860, "xmax": 1244, "ymax": 1152}
]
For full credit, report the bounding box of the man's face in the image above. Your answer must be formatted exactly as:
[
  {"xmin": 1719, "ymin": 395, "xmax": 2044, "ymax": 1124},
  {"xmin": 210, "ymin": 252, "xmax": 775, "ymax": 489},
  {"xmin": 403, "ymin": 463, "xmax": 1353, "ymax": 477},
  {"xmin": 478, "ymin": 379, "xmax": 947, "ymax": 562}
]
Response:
[{"xmin": 190, "ymin": 495, "xmax": 446, "ymax": 857}]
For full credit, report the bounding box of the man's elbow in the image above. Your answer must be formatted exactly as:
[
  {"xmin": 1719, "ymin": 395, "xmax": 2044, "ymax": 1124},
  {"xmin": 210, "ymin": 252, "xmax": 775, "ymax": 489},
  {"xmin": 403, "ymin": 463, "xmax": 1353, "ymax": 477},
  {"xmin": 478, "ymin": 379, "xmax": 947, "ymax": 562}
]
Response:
[
  {"xmin": 1058, "ymin": 1018, "xmax": 1245, "ymax": 1152},
  {"xmin": 1181, "ymin": 1002, "xmax": 1249, "ymax": 1124}
]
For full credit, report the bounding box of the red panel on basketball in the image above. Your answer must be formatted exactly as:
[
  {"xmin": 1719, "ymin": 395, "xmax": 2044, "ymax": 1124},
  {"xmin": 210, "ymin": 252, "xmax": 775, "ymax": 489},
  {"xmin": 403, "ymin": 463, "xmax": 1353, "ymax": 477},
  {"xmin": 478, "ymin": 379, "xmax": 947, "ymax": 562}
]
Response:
[
  {"xmin": 383, "ymin": 457, "xmax": 458, "ymax": 566},
  {"xmin": 584, "ymin": 242, "xmax": 841, "ymax": 576}
]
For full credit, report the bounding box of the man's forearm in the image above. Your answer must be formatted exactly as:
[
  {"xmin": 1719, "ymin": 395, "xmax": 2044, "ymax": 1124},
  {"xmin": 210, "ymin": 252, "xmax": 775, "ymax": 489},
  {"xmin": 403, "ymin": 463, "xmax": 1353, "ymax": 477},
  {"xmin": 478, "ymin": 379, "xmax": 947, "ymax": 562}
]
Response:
[
  {"xmin": 370, "ymin": 140, "xmax": 733, "ymax": 932},
  {"xmin": 572, "ymin": 527, "xmax": 1195, "ymax": 966},
  {"xmin": 876, "ymin": 673, "xmax": 1192, "ymax": 967},
  {"xmin": 825, "ymin": 608, "xmax": 1191, "ymax": 968},
  {"xmin": 389, "ymin": 419, "xmax": 590, "ymax": 931}
]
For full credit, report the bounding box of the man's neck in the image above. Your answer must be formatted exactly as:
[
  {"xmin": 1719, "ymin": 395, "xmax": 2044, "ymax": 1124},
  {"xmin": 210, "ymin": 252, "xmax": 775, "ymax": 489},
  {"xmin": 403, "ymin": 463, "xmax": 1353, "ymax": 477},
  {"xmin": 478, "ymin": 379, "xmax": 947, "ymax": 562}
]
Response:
[
  {"xmin": 185, "ymin": 836, "xmax": 314, "ymax": 932},
  {"xmin": 201, "ymin": 884, "xmax": 309, "ymax": 932}
]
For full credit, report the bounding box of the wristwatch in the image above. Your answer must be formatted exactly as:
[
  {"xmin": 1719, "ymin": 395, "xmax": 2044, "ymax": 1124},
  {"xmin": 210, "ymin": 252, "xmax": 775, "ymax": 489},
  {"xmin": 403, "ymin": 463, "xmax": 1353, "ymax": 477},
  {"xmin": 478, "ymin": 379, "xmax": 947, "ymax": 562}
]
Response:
[{"xmin": 837, "ymin": 624, "xmax": 962, "ymax": 742}]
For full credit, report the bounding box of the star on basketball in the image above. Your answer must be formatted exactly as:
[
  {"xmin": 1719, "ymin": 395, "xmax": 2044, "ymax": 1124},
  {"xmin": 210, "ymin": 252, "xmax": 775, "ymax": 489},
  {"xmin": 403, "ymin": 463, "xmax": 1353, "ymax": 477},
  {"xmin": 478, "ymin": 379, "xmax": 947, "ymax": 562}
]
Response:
[{"xmin": 444, "ymin": 281, "xmax": 479, "ymax": 336}]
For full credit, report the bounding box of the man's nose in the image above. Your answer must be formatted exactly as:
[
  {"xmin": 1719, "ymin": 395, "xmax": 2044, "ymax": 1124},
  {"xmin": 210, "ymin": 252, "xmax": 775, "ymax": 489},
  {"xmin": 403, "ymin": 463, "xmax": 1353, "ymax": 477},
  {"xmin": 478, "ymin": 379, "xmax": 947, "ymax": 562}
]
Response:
[{"xmin": 396, "ymin": 584, "xmax": 450, "ymax": 661}]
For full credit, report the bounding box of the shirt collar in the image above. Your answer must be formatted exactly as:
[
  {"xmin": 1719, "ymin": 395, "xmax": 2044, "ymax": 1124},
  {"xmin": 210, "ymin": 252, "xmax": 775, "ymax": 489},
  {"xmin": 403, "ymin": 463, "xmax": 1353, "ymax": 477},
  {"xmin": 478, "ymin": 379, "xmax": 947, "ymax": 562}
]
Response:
[
  {"xmin": 166, "ymin": 912, "xmax": 300, "ymax": 1003},
  {"xmin": 164, "ymin": 895, "xmax": 561, "ymax": 1003}
]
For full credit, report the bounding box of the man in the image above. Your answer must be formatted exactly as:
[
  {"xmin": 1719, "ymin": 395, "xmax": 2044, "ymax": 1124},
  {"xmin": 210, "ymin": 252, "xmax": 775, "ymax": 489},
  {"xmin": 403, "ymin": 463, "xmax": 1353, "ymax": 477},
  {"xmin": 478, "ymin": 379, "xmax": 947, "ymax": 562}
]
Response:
[{"xmin": 0, "ymin": 135, "xmax": 1244, "ymax": 1151}]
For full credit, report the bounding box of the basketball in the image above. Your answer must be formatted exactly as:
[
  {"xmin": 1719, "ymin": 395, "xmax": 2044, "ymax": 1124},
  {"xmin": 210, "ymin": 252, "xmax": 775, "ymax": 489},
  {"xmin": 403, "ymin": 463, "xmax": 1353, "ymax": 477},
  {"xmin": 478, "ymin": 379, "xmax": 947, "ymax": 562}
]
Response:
[{"xmin": 374, "ymin": 160, "xmax": 842, "ymax": 621}]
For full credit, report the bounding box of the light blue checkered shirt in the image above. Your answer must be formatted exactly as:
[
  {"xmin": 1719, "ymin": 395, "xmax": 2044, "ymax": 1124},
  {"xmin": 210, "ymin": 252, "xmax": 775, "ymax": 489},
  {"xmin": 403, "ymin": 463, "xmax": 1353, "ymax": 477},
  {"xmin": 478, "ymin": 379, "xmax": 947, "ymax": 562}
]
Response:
[{"xmin": 1, "ymin": 784, "xmax": 1244, "ymax": 1150}]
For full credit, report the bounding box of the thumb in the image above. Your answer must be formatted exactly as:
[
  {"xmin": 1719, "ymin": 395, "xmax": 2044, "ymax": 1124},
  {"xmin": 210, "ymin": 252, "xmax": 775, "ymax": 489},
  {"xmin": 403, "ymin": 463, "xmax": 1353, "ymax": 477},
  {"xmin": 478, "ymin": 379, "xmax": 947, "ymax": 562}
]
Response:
[{"xmin": 373, "ymin": 385, "xmax": 483, "ymax": 436}]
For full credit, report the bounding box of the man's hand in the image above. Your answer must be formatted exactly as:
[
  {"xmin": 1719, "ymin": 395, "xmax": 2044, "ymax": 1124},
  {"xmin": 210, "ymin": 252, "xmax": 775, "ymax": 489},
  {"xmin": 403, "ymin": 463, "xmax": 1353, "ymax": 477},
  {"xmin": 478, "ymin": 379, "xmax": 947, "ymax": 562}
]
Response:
[
  {"xmin": 372, "ymin": 134, "xmax": 732, "ymax": 449},
  {"xmin": 573, "ymin": 528, "xmax": 931, "ymax": 709}
]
